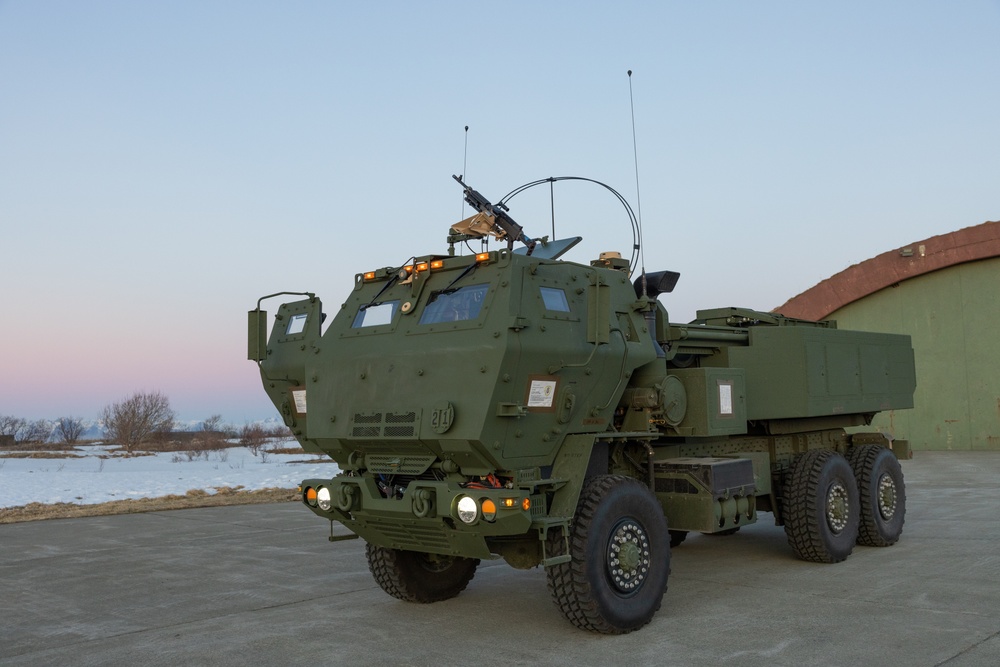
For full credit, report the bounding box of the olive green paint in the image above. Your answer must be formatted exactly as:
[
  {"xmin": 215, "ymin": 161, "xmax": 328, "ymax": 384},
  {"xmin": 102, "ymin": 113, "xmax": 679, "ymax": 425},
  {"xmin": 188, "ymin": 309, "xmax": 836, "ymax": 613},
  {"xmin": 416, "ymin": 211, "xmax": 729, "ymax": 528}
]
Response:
[{"xmin": 829, "ymin": 257, "xmax": 1000, "ymax": 451}]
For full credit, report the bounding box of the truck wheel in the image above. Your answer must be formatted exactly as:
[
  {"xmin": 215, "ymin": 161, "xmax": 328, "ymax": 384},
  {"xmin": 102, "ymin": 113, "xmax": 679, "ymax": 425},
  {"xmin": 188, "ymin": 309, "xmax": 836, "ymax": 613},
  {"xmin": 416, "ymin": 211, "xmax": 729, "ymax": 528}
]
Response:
[
  {"xmin": 546, "ymin": 475, "xmax": 670, "ymax": 634},
  {"xmin": 848, "ymin": 444, "xmax": 906, "ymax": 547},
  {"xmin": 783, "ymin": 450, "xmax": 860, "ymax": 563},
  {"xmin": 365, "ymin": 543, "xmax": 479, "ymax": 603}
]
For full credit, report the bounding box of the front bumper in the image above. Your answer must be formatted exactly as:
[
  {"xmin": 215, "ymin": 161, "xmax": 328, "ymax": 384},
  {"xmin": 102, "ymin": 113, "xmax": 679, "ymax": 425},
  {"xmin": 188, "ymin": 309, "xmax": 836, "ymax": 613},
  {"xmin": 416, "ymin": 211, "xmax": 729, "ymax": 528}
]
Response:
[{"xmin": 300, "ymin": 475, "xmax": 537, "ymax": 558}]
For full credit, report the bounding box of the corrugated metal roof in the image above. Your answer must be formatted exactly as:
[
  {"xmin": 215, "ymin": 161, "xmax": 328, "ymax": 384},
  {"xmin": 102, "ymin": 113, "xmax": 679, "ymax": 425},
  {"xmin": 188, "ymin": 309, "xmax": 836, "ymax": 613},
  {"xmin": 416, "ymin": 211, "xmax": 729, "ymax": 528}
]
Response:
[{"xmin": 776, "ymin": 220, "xmax": 1000, "ymax": 320}]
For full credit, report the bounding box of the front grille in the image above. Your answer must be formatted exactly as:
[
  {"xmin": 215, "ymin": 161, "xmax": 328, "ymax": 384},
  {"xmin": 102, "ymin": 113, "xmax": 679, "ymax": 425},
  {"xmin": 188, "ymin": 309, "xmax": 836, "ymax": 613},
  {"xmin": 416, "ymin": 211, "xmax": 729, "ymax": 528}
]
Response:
[
  {"xmin": 367, "ymin": 454, "xmax": 436, "ymax": 476},
  {"xmin": 351, "ymin": 409, "xmax": 420, "ymax": 439}
]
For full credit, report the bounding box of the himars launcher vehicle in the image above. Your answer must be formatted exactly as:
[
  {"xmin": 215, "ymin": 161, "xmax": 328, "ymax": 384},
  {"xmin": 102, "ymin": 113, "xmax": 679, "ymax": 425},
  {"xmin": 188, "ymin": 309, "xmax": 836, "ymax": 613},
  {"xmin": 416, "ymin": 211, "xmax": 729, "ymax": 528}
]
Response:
[{"xmin": 248, "ymin": 176, "xmax": 916, "ymax": 634}]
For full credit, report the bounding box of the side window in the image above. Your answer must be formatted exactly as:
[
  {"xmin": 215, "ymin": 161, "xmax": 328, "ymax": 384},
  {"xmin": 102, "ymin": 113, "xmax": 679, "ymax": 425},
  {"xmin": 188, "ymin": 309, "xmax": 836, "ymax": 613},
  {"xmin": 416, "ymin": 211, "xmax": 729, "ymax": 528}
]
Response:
[
  {"xmin": 286, "ymin": 313, "xmax": 308, "ymax": 335},
  {"xmin": 540, "ymin": 287, "xmax": 570, "ymax": 312},
  {"xmin": 352, "ymin": 300, "xmax": 399, "ymax": 328},
  {"xmin": 419, "ymin": 284, "xmax": 489, "ymax": 324}
]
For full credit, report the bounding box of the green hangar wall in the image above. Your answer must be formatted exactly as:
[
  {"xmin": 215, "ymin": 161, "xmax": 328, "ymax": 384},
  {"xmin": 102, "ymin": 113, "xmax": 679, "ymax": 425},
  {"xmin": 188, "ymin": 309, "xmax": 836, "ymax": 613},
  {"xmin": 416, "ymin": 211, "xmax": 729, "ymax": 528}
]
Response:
[{"xmin": 776, "ymin": 221, "xmax": 1000, "ymax": 451}]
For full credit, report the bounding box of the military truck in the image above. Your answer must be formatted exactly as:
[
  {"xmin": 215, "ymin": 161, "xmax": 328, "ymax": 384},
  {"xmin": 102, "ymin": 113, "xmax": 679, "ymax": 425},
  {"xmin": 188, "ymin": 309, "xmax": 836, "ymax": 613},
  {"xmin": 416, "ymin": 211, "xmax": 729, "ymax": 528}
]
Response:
[{"xmin": 248, "ymin": 176, "xmax": 915, "ymax": 634}]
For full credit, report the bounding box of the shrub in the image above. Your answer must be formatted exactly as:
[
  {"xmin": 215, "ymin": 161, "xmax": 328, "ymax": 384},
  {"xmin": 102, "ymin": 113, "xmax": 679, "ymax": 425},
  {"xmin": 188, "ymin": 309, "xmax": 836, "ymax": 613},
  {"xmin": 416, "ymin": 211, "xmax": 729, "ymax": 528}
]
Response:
[{"xmin": 239, "ymin": 423, "xmax": 268, "ymax": 456}]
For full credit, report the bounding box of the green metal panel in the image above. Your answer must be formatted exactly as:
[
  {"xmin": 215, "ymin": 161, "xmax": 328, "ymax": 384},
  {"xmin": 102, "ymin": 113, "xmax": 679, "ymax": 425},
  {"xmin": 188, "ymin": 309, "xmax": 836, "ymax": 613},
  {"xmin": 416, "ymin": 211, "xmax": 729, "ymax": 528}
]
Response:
[
  {"xmin": 830, "ymin": 257, "xmax": 1000, "ymax": 450},
  {"xmin": 725, "ymin": 326, "xmax": 915, "ymax": 420},
  {"xmin": 670, "ymin": 368, "xmax": 747, "ymax": 436}
]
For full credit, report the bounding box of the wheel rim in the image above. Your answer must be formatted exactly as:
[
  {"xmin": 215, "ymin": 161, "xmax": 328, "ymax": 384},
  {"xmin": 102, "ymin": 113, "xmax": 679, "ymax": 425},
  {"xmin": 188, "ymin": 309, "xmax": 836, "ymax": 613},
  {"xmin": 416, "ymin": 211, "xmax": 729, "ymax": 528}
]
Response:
[
  {"xmin": 876, "ymin": 472, "xmax": 898, "ymax": 521},
  {"xmin": 825, "ymin": 482, "xmax": 851, "ymax": 534},
  {"xmin": 417, "ymin": 553, "xmax": 455, "ymax": 573},
  {"xmin": 606, "ymin": 518, "xmax": 651, "ymax": 595}
]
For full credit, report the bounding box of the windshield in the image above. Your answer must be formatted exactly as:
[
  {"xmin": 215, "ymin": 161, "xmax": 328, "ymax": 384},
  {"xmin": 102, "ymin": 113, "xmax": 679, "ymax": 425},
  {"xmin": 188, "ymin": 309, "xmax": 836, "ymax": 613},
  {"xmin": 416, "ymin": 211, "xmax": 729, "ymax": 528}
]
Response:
[{"xmin": 419, "ymin": 284, "xmax": 489, "ymax": 324}]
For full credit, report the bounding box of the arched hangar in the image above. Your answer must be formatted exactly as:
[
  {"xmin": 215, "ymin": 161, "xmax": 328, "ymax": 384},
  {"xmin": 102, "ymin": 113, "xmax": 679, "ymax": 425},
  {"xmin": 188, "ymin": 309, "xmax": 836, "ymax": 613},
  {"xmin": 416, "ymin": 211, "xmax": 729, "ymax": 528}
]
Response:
[{"xmin": 776, "ymin": 221, "xmax": 1000, "ymax": 451}]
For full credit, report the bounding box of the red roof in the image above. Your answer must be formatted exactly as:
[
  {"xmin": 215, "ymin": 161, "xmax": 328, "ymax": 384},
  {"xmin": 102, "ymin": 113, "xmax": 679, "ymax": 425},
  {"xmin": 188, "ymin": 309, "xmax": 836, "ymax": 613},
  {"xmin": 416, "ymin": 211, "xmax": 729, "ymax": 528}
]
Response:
[{"xmin": 775, "ymin": 220, "xmax": 1000, "ymax": 321}]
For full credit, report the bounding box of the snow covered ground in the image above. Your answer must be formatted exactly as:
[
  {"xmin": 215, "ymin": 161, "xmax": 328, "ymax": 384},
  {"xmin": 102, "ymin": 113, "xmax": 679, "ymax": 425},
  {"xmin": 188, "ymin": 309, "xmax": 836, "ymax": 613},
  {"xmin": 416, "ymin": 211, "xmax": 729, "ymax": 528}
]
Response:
[{"xmin": 0, "ymin": 443, "xmax": 338, "ymax": 508}]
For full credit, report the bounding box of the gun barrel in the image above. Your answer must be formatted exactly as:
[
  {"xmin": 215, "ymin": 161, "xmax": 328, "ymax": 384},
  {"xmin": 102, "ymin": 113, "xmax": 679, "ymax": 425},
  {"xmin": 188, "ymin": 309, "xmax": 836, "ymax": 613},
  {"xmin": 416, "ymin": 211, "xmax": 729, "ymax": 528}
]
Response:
[{"xmin": 453, "ymin": 175, "xmax": 534, "ymax": 253}]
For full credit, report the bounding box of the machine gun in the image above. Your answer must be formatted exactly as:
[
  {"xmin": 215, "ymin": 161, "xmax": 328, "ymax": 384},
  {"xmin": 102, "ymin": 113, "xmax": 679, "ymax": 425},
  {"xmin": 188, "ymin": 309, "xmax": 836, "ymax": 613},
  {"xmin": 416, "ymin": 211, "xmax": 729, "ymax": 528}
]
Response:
[{"xmin": 451, "ymin": 174, "xmax": 536, "ymax": 254}]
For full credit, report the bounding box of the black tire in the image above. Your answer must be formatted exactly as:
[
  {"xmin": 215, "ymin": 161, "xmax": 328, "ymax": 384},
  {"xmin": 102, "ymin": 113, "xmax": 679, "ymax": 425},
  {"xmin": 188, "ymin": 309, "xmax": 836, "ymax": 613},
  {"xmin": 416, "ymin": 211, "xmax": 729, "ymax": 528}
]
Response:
[
  {"xmin": 783, "ymin": 450, "xmax": 860, "ymax": 563},
  {"xmin": 848, "ymin": 444, "xmax": 906, "ymax": 547},
  {"xmin": 546, "ymin": 475, "xmax": 670, "ymax": 634},
  {"xmin": 365, "ymin": 543, "xmax": 479, "ymax": 603}
]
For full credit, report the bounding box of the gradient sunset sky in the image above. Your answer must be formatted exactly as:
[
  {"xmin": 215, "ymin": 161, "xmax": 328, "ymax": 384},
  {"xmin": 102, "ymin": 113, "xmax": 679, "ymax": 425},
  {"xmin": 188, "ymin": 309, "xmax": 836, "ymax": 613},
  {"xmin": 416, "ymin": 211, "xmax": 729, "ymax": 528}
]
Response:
[{"xmin": 2, "ymin": 1, "xmax": 998, "ymax": 423}]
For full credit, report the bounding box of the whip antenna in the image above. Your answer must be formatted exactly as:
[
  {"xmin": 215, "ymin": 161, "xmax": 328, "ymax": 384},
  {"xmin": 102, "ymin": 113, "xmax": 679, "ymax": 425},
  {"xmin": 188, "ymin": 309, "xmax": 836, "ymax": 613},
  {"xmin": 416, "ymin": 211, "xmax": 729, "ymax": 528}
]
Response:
[
  {"xmin": 628, "ymin": 69, "xmax": 648, "ymax": 295},
  {"xmin": 460, "ymin": 125, "xmax": 469, "ymax": 218}
]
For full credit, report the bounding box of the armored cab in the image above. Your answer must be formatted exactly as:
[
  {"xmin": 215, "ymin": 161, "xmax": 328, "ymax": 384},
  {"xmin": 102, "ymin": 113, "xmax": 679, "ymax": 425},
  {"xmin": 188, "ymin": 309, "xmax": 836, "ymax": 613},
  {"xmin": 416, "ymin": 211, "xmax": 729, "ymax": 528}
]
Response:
[{"xmin": 248, "ymin": 177, "xmax": 916, "ymax": 634}]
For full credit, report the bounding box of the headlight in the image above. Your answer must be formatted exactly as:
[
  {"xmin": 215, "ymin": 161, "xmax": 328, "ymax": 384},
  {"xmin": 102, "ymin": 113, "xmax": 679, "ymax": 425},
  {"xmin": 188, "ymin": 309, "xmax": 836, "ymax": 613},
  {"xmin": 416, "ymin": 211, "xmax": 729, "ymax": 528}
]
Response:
[
  {"xmin": 456, "ymin": 495, "xmax": 478, "ymax": 524},
  {"xmin": 317, "ymin": 487, "xmax": 332, "ymax": 511}
]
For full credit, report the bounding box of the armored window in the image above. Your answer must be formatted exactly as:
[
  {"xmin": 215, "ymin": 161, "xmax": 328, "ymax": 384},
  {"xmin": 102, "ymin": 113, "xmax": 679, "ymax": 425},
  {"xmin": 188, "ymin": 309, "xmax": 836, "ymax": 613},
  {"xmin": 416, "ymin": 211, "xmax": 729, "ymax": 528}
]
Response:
[
  {"xmin": 352, "ymin": 300, "xmax": 399, "ymax": 328},
  {"xmin": 286, "ymin": 313, "xmax": 308, "ymax": 335},
  {"xmin": 540, "ymin": 287, "xmax": 570, "ymax": 312},
  {"xmin": 419, "ymin": 283, "xmax": 489, "ymax": 324}
]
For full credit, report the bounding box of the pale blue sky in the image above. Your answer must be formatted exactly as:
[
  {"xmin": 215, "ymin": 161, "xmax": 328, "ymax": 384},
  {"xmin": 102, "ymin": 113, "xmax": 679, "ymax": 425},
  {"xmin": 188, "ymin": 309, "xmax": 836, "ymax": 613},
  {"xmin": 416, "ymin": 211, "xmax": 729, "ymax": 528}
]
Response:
[{"xmin": 2, "ymin": 1, "xmax": 998, "ymax": 422}]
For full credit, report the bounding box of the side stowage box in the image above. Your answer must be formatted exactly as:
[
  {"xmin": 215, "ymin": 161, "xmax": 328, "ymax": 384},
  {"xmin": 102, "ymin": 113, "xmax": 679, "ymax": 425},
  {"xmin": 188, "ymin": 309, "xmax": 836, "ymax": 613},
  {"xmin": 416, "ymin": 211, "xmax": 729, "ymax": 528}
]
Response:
[{"xmin": 669, "ymin": 367, "xmax": 747, "ymax": 437}]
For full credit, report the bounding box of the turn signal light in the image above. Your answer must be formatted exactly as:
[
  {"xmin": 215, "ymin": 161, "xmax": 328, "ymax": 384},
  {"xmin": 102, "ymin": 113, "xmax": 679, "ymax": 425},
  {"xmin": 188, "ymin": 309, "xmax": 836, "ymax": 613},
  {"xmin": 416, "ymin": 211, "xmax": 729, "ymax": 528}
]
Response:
[
  {"xmin": 481, "ymin": 498, "xmax": 497, "ymax": 522},
  {"xmin": 304, "ymin": 487, "xmax": 318, "ymax": 507}
]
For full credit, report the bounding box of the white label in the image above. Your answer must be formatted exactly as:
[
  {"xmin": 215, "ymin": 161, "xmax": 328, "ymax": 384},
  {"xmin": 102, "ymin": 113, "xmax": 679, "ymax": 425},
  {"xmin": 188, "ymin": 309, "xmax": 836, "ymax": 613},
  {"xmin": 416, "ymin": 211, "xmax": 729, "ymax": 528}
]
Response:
[
  {"xmin": 718, "ymin": 382, "xmax": 733, "ymax": 416},
  {"xmin": 527, "ymin": 380, "xmax": 558, "ymax": 408},
  {"xmin": 291, "ymin": 389, "xmax": 307, "ymax": 414}
]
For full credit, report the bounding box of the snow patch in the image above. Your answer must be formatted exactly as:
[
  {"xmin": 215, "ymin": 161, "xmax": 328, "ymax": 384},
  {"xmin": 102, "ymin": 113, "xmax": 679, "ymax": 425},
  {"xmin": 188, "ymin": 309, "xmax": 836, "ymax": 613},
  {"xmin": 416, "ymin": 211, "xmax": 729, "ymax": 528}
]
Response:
[{"xmin": 0, "ymin": 444, "xmax": 337, "ymax": 508}]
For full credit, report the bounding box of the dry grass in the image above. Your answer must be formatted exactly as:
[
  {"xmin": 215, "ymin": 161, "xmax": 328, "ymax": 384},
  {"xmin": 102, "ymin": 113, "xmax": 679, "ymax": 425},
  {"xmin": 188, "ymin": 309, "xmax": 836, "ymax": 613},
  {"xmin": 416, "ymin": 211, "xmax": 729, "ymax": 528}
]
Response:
[
  {"xmin": 0, "ymin": 451, "xmax": 84, "ymax": 459},
  {"xmin": 0, "ymin": 486, "xmax": 300, "ymax": 525}
]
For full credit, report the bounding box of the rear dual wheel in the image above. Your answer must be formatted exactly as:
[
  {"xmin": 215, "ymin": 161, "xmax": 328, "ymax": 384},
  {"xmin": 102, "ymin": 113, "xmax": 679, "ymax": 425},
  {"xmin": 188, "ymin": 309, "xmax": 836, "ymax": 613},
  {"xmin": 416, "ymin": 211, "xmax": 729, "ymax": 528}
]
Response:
[
  {"xmin": 783, "ymin": 450, "xmax": 860, "ymax": 563},
  {"xmin": 848, "ymin": 444, "xmax": 906, "ymax": 547}
]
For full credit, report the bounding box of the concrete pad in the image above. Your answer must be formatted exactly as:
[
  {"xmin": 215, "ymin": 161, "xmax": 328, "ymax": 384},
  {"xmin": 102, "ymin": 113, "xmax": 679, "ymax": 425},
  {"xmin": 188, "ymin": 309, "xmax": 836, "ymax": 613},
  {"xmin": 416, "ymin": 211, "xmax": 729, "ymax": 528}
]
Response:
[{"xmin": 1, "ymin": 452, "xmax": 998, "ymax": 666}]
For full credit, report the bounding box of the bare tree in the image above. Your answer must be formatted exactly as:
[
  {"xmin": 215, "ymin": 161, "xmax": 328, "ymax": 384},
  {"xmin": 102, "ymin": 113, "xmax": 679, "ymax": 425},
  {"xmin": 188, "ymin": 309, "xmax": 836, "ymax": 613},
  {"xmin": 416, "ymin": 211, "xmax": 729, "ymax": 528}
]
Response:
[
  {"xmin": 0, "ymin": 415, "xmax": 25, "ymax": 439},
  {"xmin": 201, "ymin": 414, "xmax": 224, "ymax": 432},
  {"xmin": 0, "ymin": 416, "xmax": 50, "ymax": 444},
  {"xmin": 199, "ymin": 414, "xmax": 227, "ymax": 450},
  {"xmin": 101, "ymin": 391, "xmax": 175, "ymax": 455},
  {"xmin": 239, "ymin": 422, "xmax": 268, "ymax": 456},
  {"xmin": 0, "ymin": 415, "xmax": 20, "ymax": 447},
  {"xmin": 22, "ymin": 419, "xmax": 51, "ymax": 444},
  {"xmin": 266, "ymin": 423, "xmax": 293, "ymax": 440},
  {"xmin": 57, "ymin": 417, "xmax": 86, "ymax": 444}
]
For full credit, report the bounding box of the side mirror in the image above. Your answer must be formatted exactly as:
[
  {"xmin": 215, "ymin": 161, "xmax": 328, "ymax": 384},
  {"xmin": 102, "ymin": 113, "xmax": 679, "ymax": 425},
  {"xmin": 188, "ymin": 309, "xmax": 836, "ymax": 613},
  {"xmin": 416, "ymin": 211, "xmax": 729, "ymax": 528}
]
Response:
[{"xmin": 247, "ymin": 309, "xmax": 267, "ymax": 361}]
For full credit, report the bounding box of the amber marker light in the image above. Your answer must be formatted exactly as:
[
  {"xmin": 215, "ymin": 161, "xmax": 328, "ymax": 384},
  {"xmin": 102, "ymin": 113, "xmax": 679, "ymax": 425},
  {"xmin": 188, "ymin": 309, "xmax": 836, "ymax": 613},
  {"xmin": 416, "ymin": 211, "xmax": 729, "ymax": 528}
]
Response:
[
  {"xmin": 363, "ymin": 271, "xmax": 376, "ymax": 281},
  {"xmin": 305, "ymin": 487, "xmax": 318, "ymax": 507},
  {"xmin": 522, "ymin": 497, "xmax": 531, "ymax": 511},
  {"xmin": 415, "ymin": 262, "xmax": 429, "ymax": 272},
  {"xmin": 430, "ymin": 260, "xmax": 444, "ymax": 269},
  {"xmin": 475, "ymin": 252, "xmax": 491, "ymax": 262},
  {"xmin": 481, "ymin": 498, "xmax": 497, "ymax": 522},
  {"xmin": 501, "ymin": 497, "xmax": 517, "ymax": 508}
]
